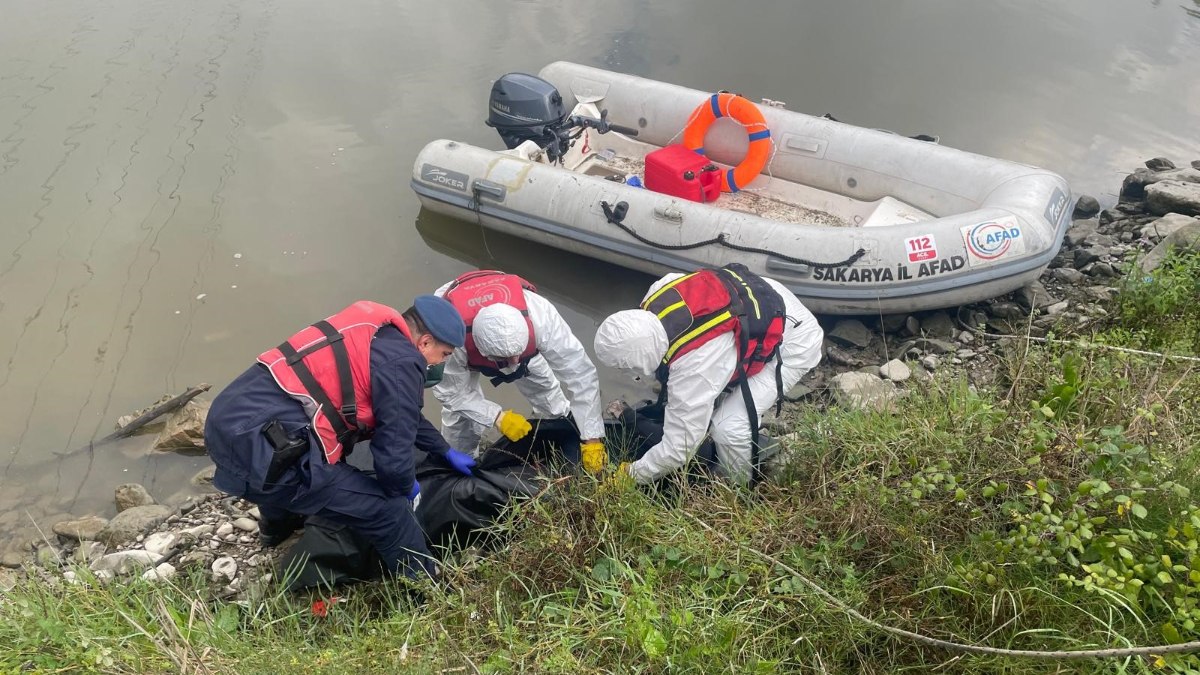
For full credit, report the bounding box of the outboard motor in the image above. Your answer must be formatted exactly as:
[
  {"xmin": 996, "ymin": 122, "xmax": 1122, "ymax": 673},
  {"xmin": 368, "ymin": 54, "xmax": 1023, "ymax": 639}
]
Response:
[{"xmin": 487, "ymin": 73, "xmax": 571, "ymax": 159}]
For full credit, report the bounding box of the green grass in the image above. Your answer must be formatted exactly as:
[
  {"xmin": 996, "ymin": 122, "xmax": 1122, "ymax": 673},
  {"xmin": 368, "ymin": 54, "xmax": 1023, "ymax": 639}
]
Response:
[{"xmin": 2, "ymin": 255, "xmax": 1198, "ymax": 673}]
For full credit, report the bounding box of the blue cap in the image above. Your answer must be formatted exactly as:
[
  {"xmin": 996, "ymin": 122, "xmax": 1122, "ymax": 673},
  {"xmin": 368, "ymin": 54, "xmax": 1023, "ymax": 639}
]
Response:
[{"xmin": 413, "ymin": 294, "xmax": 465, "ymax": 348}]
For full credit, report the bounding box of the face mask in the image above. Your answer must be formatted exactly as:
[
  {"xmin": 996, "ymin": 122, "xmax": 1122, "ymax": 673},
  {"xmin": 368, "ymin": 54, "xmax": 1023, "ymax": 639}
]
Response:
[{"xmin": 423, "ymin": 362, "xmax": 445, "ymax": 389}]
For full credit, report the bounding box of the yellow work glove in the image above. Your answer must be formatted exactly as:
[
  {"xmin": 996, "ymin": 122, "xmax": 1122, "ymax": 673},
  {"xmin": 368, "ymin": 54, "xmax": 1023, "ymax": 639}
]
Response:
[
  {"xmin": 496, "ymin": 410, "xmax": 532, "ymax": 442},
  {"xmin": 580, "ymin": 440, "xmax": 607, "ymax": 474}
]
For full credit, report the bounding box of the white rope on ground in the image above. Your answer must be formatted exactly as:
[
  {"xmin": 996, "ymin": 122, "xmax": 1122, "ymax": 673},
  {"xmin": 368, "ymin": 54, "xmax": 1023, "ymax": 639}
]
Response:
[
  {"xmin": 683, "ymin": 511, "xmax": 1200, "ymax": 660},
  {"xmin": 966, "ymin": 327, "xmax": 1200, "ymax": 363}
]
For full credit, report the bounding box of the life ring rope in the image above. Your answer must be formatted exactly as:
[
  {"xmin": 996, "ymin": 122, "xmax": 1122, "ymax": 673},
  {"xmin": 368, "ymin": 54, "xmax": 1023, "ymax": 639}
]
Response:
[{"xmin": 681, "ymin": 92, "xmax": 775, "ymax": 193}]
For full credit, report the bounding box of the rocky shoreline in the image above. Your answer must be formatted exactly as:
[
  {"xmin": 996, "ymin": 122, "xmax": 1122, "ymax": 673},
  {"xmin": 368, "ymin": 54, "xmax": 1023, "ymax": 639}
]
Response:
[{"xmin": 2, "ymin": 158, "xmax": 1197, "ymax": 599}]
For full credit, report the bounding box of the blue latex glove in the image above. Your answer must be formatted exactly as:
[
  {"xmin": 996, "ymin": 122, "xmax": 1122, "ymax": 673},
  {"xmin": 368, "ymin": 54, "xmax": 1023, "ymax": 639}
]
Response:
[
  {"xmin": 443, "ymin": 448, "xmax": 476, "ymax": 476},
  {"xmin": 408, "ymin": 480, "xmax": 421, "ymax": 501}
]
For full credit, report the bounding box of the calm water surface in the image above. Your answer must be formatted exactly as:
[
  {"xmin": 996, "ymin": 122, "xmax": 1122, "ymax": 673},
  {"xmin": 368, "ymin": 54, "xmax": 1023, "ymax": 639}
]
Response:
[{"xmin": 1, "ymin": 0, "xmax": 1198, "ymax": 543}]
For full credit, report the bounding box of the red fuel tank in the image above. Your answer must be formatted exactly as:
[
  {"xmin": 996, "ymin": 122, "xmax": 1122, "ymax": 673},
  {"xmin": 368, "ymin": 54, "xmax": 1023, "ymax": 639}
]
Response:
[{"xmin": 643, "ymin": 145, "xmax": 721, "ymax": 203}]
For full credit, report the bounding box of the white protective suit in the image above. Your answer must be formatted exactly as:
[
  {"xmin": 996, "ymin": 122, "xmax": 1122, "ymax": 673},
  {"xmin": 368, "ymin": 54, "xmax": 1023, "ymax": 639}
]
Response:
[
  {"xmin": 433, "ymin": 281, "xmax": 605, "ymax": 452},
  {"xmin": 594, "ymin": 274, "xmax": 823, "ymax": 484}
]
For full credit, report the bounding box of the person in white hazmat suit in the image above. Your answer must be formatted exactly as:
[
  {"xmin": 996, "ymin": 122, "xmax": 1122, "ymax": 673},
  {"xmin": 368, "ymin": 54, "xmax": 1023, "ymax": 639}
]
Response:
[
  {"xmin": 593, "ymin": 264, "xmax": 823, "ymax": 485},
  {"xmin": 433, "ymin": 270, "xmax": 608, "ymax": 473}
]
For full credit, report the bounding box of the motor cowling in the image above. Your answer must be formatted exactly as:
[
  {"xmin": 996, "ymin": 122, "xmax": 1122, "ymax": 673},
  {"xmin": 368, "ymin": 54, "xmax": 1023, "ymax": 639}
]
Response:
[{"xmin": 486, "ymin": 73, "xmax": 570, "ymax": 157}]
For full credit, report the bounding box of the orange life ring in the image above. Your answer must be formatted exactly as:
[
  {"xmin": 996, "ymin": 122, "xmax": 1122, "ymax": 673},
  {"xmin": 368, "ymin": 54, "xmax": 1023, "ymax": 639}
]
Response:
[{"xmin": 682, "ymin": 92, "xmax": 772, "ymax": 193}]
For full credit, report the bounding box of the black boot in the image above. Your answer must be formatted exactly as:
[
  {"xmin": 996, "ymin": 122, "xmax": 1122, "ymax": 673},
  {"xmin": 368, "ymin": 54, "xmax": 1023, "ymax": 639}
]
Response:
[{"xmin": 259, "ymin": 512, "xmax": 305, "ymax": 547}]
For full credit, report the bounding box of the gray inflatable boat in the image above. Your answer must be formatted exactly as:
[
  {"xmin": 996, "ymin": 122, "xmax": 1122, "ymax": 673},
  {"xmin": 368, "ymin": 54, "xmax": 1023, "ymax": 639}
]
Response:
[{"xmin": 411, "ymin": 62, "xmax": 1073, "ymax": 315}]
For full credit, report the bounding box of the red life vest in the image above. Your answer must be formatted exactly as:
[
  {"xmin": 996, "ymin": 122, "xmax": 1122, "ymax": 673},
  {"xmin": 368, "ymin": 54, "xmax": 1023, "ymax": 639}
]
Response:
[
  {"xmin": 257, "ymin": 301, "xmax": 411, "ymax": 465},
  {"xmin": 443, "ymin": 270, "xmax": 539, "ymax": 384},
  {"xmin": 640, "ymin": 263, "xmax": 785, "ymax": 385}
]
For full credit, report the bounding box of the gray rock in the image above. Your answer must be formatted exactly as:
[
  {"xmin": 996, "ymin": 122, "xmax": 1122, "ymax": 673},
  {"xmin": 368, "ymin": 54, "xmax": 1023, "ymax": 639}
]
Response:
[
  {"xmin": 212, "ymin": 556, "xmax": 238, "ymax": 581},
  {"xmin": 961, "ymin": 310, "xmax": 989, "ymax": 330},
  {"xmin": 191, "ymin": 466, "xmax": 216, "ymax": 487},
  {"xmin": 1052, "ymin": 268, "xmax": 1085, "ymax": 284},
  {"xmin": 912, "ymin": 338, "xmax": 957, "ymax": 354},
  {"xmin": 0, "ymin": 551, "xmax": 25, "ymax": 569},
  {"xmin": 1140, "ymin": 213, "xmax": 1199, "ymax": 241},
  {"xmin": 919, "ymin": 355, "xmax": 940, "ymax": 371},
  {"xmin": 957, "ymin": 330, "xmax": 976, "ymax": 344},
  {"xmin": 1145, "ymin": 157, "xmax": 1176, "ymax": 171},
  {"xmin": 51, "ymin": 515, "xmax": 108, "ymax": 542},
  {"xmin": 153, "ymin": 399, "xmax": 209, "ymax": 454},
  {"xmin": 1065, "ymin": 219, "xmax": 1098, "ymax": 247},
  {"xmin": 0, "ymin": 569, "xmax": 16, "ymax": 592},
  {"xmin": 829, "ymin": 372, "xmax": 897, "ymax": 412},
  {"xmin": 1044, "ymin": 300, "xmax": 1070, "ymax": 316},
  {"xmin": 879, "ymin": 359, "xmax": 912, "ymax": 382},
  {"xmin": 919, "ymin": 312, "xmax": 955, "ymax": 339},
  {"xmin": 827, "ymin": 320, "xmax": 874, "ymax": 349},
  {"xmin": 785, "ymin": 383, "xmax": 813, "ymax": 401},
  {"xmin": 1073, "ymin": 247, "xmax": 1101, "ymax": 269},
  {"xmin": 141, "ymin": 562, "xmax": 177, "ymax": 583},
  {"xmin": 824, "ymin": 343, "xmax": 866, "ymax": 368},
  {"xmin": 143, "ymin": 532, "xmax": 179, "ymax": 556},
  {"xmin": 1138, "ymin": 222, "xmax": 1200, "ymax": 273},
  {"xmin": 1120, "ymin": 168, "xmax": 1155, "ymax": 201},
  {"xmin": 35, "ymin": 544, "xmax": 63, "ymax": 568},
  {"xmin": 989, "ymin": 302, "xmax": 1026, "ymax": 320},
  {"xmin": 216, "ymin": 522, "xmax": 234, "ymax": 537},
  {"xmin": 1193, "ymin": 160, "xmax": 1200, "ymax": 170},
  {"xmin": 232, "ymin": 518, "xmax": 258, "ymax": 533},
  {"xmin": 73, "ymin": 542, "xmax": 107, "ymax": 564},
  {"xmin": 95, "ymin": 505, "xmax": 172, "ymax": 547},
  {"xmin": 1084, "ymin": 286, "xmax": 1119, "ymax": 302},
  {"xmin": 1145, "ymin": 181, "xmax": 1200, "ymax": 217},
  {"xmin": 1087, "ymin": 262, "xmax": 1118, "ymax": 278},
  {"xmin": 90, "ymin": 550, "xmax": 162, "ymax": 576},
  {"xmin": 1016, "ymin": 281, "xmax": 1055, "ymax": 310},
  {"xmin": 879, "ymin": 314, "xmax": 909, "ymax": 333},
  {"xmin": 115, "ymin": 484, "xmax": 155, "ymax": 512},
  {"xmin": 1072, "ymin": 196, "xmax": 1100, "ymax": 219},
  {"xmin": 902, "ymin": 315, "xmax": 921, "ymax": 337}
]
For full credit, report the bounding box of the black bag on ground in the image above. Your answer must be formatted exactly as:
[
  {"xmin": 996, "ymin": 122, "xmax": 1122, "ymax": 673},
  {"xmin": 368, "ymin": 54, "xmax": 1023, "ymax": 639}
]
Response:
[{"xmin": 277, "ymin": 417, "xmax": 589, "ymax": 590}]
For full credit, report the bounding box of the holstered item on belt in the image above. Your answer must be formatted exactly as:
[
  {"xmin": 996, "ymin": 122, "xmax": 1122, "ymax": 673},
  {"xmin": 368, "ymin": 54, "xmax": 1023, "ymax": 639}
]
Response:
[{"xmin": 263, "ymin": 420, "xmax": 309, "ymax": 483}]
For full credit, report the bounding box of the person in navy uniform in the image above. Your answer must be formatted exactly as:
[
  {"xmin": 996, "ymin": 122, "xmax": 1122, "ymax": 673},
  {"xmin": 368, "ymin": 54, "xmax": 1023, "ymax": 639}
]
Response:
[{"xmin": 204, "ymin": 297, "xmax": 475, "ymax": 579}]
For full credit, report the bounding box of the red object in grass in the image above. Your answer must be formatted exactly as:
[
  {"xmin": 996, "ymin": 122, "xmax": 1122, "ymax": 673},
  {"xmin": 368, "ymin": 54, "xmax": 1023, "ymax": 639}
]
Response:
[{"xmin": 311, "ymin": 597, "xmax": 341, "ymax": 617}]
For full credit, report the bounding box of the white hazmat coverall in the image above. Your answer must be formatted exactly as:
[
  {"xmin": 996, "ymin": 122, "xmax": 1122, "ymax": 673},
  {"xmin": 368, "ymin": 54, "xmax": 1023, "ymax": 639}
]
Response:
[
  {"xmin": 433, "ymin": 282, "xmax": 605, "ymax": 452},
  {"xmin": 596, "ymin": 274, "xmax": 823, "ymax": 484}
]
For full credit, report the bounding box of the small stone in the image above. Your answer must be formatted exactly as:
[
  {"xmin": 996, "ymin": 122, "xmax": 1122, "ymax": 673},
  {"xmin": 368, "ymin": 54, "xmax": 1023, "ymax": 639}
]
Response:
[
  {"xmin": 143, "ymin": 532, "xmax": 179, "ymax": 556},
  {"xmin": 1044, "ymin": 300, "xmax": 1069, "ymax": 316},
  {"xmin": 1145, "ymin": 157, "xmax": 1176, "ymax": 171},
  {"xmin": 73, "ymin": 542, "xmax": 107, "ymax": 564},
  {"xmin": 0, "ymin": 552, "xmax": 25, "ymax": 569},
  {"xmin": 1073, "ymin": 247, "xmax": 1101, "ymax": 269},
  {"xmin": 52, "ymin": 515, "xmax": 108, "ymax": 542},
  {"xmin": 141, "ymin": 563, "xmax": 177, "ymax": 582},
  {"xmin": 1051, "ymin": 268, "xmax": 1085, "ymax": 284},
  {"xmin": 1087, "ymin": 262, "xmax": 1118, "ymax": 278},
  {"xmin": 212, "ymin": 556, "xmax": 238, "ymax": 581},
  {"xmin": 90, "ymin": 550, "xmax": 162, "ymax": 575},
  {"xmin": 248, "ymin": 507, "xmax": 261, "ymax": 520},
  {"xmin": 879, "ymin": 359, "xmax": 912, "ymax": 382},
  {"xmin": 232, "ymin": 518, "xmax": 258, "ymax": 533},
  {"xmin": 957, "ymin": 330, "xmax": 976, "ymax": 344},
  {"xmin": 1072, "ymin": 195, "xmax": 1100, "ymax": 219},
  {"xmin": 827, "ymin": 320, "xmax": 874, "ymax": 349},
  {"xmin": 989, "ymin": 302, "xmax": 1026, "ymax": 320},
  {"xmin": 216, "ymin": 522, "xmax": 234, "ymax": 537},
  {"xmin": 918, "ymin": 312, "xmax": 955, "ymax": 339},
  {"xmin": 920, "ymin": 355, "xmax": 940, "ymax": 371},
  {"xmin": 0, "ymin": 569, "xmax": 17, "ymax": 592},
  {"xmin": 115, "ymin": 484, "xmax": 156, "ymax": 512}
]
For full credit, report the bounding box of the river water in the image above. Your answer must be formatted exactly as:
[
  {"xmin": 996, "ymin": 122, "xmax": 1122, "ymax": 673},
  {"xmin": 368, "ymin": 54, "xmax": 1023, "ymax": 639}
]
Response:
[{"xmin": 1, "ymin": 0, "xmax": 1198, "ymax": 545}]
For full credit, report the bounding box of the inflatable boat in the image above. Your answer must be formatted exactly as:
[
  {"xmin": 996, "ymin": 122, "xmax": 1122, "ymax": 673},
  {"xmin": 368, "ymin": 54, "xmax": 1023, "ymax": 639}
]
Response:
[{"xmin": 411, "ymin": 62, "xmax": 1073, "ymax": 315}]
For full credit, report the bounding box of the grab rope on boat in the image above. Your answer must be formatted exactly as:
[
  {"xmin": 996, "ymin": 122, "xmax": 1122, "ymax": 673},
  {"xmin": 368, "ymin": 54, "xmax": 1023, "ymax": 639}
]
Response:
[{"xmin": 601, "ymin": 200, "xmax": 866, "ymax": 269}]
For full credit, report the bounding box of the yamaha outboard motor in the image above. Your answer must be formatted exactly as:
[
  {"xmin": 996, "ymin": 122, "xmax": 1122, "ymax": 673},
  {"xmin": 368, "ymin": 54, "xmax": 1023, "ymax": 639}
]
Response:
[{"xmin": 486, "ymin": 73, "xmax": 571, "ymax": 159}]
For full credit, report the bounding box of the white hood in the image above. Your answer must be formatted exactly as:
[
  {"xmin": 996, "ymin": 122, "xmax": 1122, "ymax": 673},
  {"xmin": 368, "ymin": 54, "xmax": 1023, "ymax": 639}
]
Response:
[
  {"xmin": 593, "ymin": 309, "xmax": 668, "ymax": 378},
  {"xmin": 473, "ymin": 303, "xmax": 529, "ymax": 358}
]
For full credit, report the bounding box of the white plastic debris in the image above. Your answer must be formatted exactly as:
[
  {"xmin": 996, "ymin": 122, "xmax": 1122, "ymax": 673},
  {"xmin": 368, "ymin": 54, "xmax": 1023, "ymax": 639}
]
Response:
[
  {"xmin": 233, "ymin": 253, "xmax": 242, "ymax": 259},
  {"xmin": 196, "ymin": 293, "xmax": 207, "ymax": 301}
]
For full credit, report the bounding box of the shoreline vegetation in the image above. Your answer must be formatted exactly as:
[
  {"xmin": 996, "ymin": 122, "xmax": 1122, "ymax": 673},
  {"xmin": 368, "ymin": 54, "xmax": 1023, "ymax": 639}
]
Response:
[{"xmin": 1, "ymin": 162, "xmax": 1198, "ymax": 673}]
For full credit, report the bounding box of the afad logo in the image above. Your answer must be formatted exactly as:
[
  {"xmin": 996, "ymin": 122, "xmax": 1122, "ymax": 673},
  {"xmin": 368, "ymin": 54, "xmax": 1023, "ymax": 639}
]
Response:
[{"xmin": 964, "ymin": 220, "xmax": 1022, "ymax": 260}]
